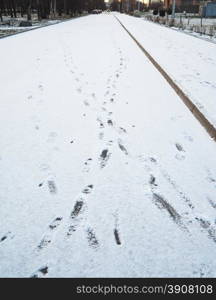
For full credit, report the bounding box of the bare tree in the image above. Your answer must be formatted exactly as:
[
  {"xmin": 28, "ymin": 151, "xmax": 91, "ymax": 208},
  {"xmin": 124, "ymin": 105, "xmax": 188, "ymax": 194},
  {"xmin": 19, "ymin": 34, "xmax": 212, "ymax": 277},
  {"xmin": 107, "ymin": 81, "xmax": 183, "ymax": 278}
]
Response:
[
  {"xmin": 0, "ymin": 0, "xmax": 106, "ymax": 21},
  {"xmin": 27, "ymin": 0, "xmax": 32, "ymax": 20}
]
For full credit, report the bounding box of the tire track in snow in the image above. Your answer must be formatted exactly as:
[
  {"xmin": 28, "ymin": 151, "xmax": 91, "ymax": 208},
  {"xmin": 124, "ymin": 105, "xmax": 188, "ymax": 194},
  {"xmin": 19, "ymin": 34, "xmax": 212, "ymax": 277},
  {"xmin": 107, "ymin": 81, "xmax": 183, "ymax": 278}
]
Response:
[
  {"xmin": 139, "ymin": 155, "xmax": 216, "ymax": 244},
  {"xmin": 152, "ymin": 193, "xmax": 186, "ymax": 230}
]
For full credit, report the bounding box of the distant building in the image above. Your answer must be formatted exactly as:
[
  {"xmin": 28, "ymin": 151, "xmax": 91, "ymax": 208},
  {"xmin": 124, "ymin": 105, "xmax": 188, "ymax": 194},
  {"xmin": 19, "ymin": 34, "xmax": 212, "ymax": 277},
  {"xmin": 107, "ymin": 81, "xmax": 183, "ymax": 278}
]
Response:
[
  {"xmin": 119, "ymin": 0, "xmax": 137, "ymax": 12},
  {"xmin": 201, "ymin": 1, "xmax": 216, "ymax": 16},
  {"xmin": 164, "ymin": 0, "xmax": 201, "ymax": 12}
]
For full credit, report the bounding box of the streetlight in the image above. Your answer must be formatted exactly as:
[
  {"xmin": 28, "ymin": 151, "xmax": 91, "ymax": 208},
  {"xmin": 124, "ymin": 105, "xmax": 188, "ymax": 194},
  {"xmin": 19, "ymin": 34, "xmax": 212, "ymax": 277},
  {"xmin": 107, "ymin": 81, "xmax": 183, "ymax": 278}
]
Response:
[
  {"xmin": 172, "ymin": 0, "xmax": 176, "ymax": 19},
  {"xmin": 149, "ymin": 0, "xmax": 151, "ymax": 9}
]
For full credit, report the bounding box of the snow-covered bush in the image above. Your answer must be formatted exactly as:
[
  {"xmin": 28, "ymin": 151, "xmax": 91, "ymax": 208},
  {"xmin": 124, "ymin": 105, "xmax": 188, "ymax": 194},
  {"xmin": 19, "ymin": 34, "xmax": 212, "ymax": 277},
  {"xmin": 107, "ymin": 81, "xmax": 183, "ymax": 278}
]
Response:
[
  {"xmin": 160, "ymin": 18, "xmax": 166, "ymax": 25},
  {"xmin": 133, "ymin": 10, "xmax": 141, "ymax": 18},
  {"xmin": 168, "ymin": 18, "xmax": 175, "ymax": 27},
  {"xmin": 154, "ymin": 16, "xmax": 160, "ymax": 23}
]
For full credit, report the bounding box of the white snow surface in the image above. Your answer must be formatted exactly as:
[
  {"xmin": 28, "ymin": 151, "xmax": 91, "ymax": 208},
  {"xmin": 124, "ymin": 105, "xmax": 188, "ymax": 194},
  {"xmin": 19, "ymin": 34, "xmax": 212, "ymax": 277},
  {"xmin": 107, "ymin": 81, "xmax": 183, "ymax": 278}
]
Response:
[
  {"xmin": 118, "ymin": 13, "xmax": 216, "ymax": 127},
  {"xmin": 0, "ymin": 13, "xmax": 216, "ymax": 278}
]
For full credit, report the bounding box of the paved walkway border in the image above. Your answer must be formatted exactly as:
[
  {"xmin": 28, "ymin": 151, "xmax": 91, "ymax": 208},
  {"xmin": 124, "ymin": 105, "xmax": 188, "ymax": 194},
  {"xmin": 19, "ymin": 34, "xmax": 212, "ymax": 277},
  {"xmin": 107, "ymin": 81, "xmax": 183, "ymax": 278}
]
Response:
[{"xmin": 115, "ymin": 15, "xmax": 216, "ymax": 142}]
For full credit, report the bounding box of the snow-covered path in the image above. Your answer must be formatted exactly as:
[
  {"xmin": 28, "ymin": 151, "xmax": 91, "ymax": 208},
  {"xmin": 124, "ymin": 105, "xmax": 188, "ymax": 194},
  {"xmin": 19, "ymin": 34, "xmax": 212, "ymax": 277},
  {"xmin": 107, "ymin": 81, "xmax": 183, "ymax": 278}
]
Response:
[
  {"xmin": 0, "ymin": 14, "xmax": 216, "ymax": 278},
  {"xmin": 117, "ymin": 13, "xmax": 216, "ymax": 128}
]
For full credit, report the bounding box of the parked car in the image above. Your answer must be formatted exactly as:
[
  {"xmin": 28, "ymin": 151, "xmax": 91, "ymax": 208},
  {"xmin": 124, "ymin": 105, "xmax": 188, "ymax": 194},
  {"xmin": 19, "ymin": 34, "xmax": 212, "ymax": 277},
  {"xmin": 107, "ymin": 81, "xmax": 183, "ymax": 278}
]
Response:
[
  {"xmin": 91, "ymin": 9, "xmax": 102, "ymax": 14},
  {"xmin": 19, "ymin": 20, "xmax": 32, "ymax": 27}
]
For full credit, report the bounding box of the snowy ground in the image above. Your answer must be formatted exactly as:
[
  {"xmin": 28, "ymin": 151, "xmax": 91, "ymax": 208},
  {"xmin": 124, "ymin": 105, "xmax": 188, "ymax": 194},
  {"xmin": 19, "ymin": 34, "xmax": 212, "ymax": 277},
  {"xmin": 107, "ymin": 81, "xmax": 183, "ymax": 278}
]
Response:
[
  {"xmin": 0, "ymin": 19, "xmax": 62, "ymax": 38},
  {"xmin": 143, "ymin": 15, "xmax": 216, "ymax": 44},
  {"xmin": 144, "ymin": 12, "xmax": 216, "ymax": 26},
  {"xmin": 0, "ymin": 13, "xmax": 216, "ymax": 278},
  {"xmin": 119, "ymin": 13, "xmax": 216, "ymax": 128}
]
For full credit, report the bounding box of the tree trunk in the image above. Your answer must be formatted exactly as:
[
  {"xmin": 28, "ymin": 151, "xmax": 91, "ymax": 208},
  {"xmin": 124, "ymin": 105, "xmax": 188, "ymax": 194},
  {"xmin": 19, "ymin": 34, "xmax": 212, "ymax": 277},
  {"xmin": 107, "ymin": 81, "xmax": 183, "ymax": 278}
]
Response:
[
  {"xmin": 50, "ymin": 0, "xmax": 53, "ymax": 17},
  {"xmin": 64, "ymin": 0, "xmax": 67, "ymax": 16},
  {"xmin": 20, "ymin": 5, "xmax": 24, "ymax": 17},
  {"xmin": 53, "ymin": 0, "xmax": 56, "ymax": 17},
  {"xmin": 11, "ymin": 0, "xmax": 16, "ymax": 18},
  {"xmin": 27, "ymin": 0, "xmax": 32, "ymax": 21},
  {"xmin": 50, "ymin": 0, "xmax": 56, "ymax": 18},
  {"xmin": 36, "ymin": 0, "xmax": 41, "ymax": 21},
  {"xmin": 0, "ymin": 0, "xmax": 3, "ymax": 22},
  {"xmin": 9, "ymin": 0, "xmax": 13, "ymax": 18}
]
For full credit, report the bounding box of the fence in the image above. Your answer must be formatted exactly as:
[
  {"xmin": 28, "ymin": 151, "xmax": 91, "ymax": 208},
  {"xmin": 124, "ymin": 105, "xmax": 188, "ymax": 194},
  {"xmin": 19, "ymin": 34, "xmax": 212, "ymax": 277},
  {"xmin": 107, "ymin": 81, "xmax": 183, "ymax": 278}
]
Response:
[{"xmin": 144, "ymin": 14, "xmax": 216, "ymax": 38}]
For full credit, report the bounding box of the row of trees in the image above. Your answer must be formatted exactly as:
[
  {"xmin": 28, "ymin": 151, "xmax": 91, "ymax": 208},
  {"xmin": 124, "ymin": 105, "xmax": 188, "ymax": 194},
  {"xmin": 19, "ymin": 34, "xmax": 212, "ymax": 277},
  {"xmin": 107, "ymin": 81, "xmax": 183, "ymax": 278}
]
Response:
[
  {"xmin": 110, "ymin": 0, "xmax": 139, "ymax": 13},
  {"xmin": 110, "ymin": 0, "xmax": 180, "ymax": 13},
  {"xmin": 0, "ymin": 0, "xmax": 106, "ymax": 21},
  {"xmin": 110, "ymin": 0, "xmax": 200, "ymax": 14},
  {"xmin": 111, "ymin": 0, "xmax": 158, "ymax": 13}
]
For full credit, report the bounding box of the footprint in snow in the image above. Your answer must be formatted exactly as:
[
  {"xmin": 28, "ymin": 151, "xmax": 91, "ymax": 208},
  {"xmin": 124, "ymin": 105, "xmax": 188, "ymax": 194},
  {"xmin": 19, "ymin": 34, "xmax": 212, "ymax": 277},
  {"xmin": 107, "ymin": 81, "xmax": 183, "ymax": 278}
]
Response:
[
  {"xmin": 49, "ymin": 132, "xmax": 58, "ymax": 138},
  {"xmin": 37, "ymin": 217, "xmax": 63, "ymax": 251},
  {"xmin": 113, "ymin": 213, "xmax": 121, "ymax": 245},
  {"xmin": 183, "ymin": 134, "xmax": 193, "ymax": 142},
  {"xmin": 195, "ymin": 216, "xmax": 216, "ymax": 244},
  {"xmin": 83, "ymin": 158, "xmax": 93, "ymax": 173},
  {"xmin": 70, "ymin": 200, "xmax": 85, "ymax": 219},
  {"xmin": 67, "ymin": 185, "xmax": 94, "ymax": 237},
  {"xmin": 83, "ymin": 100, "xmax": 89, "ymax": 106},
  {"xmin": 31, "ymin": 266, "xmax": 48, "ymax": 278},
  {"xmin": 208, "ymin": 198, "xmax": 216, "ymax": 209},
  {"xmin": 175, "ymin": 154, "xmax": 185, "ymax": 161},
  {"xmin": 98, "ymin": 132, "xmax": 104, "ymax": 140},
  {"xmin": 107, "ymin": 140, "xmax": 113, "ymax": 146},
  {"xmin": 82, "ymin": 184, "xmax": 94, "ymax": 194},
  {"xmin": 114, "ymin": 228, "xmax": 121, "ymax": 245},
  {"xmin": 175, "ymin": 143, "xmax": 185, "ymax": 152},
  {"xmin": 118, "ymin": 127, "xmax": 127, "ymax": 134},
  {"xmin": 97, "ymin": 118, "xmax": 104, "ymax": 129},
  {"xmin": 40, "ymin": 164, "xmax": 50, "ymax": 172},
  {"xmin": 0, "ymin": 231, "xmax": 13, "ymax": 244},
  {"xmin": 107, "ymin": 119, "xmax": 113, "ymax": 126},
  {"xmin": 99, "ymin": 149, "xmax": 111, "ymax": 169},
  {"xmin": 47, "ymin": 180, "xmax": 57, "ymax": 194},
  {"xmin": 118, "ymin": 140, "xmax": 128, "ymax": 155},
  {"xmin": 149, "ymin": 175, "xmax": 158, "ymax": 187},
  {"xmin": 86, "ymin": 228, "xmax": 99, "ymax": 249},
  {"xmin": 193, "ymin": 264, "xmax": 212, "ymax": 278},
  {"xmin": 38, "ymin": 84, "xmax": 44, "ymax": 91},
  {"xmin": 47, "ymin": 132, "xmax": 58, "ymax": 143},
  {"xmin": 66, "ymin": 197, "xmax": 86, "ymax": 237}
]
